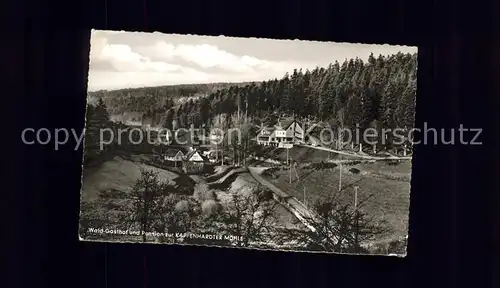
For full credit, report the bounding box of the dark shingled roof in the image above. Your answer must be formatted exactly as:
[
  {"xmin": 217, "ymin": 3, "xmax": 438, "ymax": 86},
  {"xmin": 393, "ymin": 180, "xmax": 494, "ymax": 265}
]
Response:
[
  {"xmin": 276, "ymin": 119, "xmax": 295, "ymax": 130},
  {"xmin": 164, "ymin": 148, "xmax": 184, "ymax": 158}
]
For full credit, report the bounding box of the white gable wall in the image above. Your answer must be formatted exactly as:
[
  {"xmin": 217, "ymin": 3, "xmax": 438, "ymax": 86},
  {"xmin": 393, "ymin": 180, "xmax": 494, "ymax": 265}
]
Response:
[{"xmin": 189, "ymin": 152, "xmax": 204, "ymax": 162}]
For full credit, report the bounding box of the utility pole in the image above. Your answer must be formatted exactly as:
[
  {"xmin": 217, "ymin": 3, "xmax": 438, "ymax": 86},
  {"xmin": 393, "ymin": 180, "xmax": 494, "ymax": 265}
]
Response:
[
  {"xmin": 286, "ymin": 147, "xmax": 289, "ymax": 166},
  {"xmin": 354, "ymin": 185, "xmax": 358, "ymax": 210},
  {"xmin": 221, "ymin": 141, "xmax": 224, "ymax": 166},
  {"xmin": 303, "ymin": 116, "xmax": 308, "ymax": 144},
  {"xmin": 245, "ymin": 101, "xmax": 248, "ymax": 167},
  {"xmin": 338, "ymin": 163, "xmax": 342, "ymax": 192},
  {"xmin": 215, "ymin": 142, "xmax": 218, "ymax": 163},
  {"xmin": 236, "ymin": 97, "xmax": 241, "ymax": 167},
  {"xmin": 303, "ymin": 186, "xmax": 307, "ymax": 207},
  {"xmin": 294, "ymin": 163, "xmax": 300, "ymax": 180},
  {"xmin": 354, "ymin": 185, "xmax": 359, "ymax": 250}
]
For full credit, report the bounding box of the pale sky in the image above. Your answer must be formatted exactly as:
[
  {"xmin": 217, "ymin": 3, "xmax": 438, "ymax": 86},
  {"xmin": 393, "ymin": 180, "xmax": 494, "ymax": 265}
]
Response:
[{"xmin": 88, "ymin": 30, "xmax": 417, "ymax": 91}]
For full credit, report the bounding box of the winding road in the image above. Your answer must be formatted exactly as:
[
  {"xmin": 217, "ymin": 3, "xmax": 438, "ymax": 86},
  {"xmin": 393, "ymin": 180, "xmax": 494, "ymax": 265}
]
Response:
[
  {"xmin": 207, "ymin": 167, "xmax": 247, "ymax": 185},
  {"xmin": 247, "ymin": 166, "xmax": 319, "ymax": 232}
]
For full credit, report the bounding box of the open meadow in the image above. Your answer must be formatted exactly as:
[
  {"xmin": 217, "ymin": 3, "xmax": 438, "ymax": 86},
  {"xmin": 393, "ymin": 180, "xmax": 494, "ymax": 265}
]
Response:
[{"xmin": 262, "ymin": 160, "xmax": 412, "ymax": 241}]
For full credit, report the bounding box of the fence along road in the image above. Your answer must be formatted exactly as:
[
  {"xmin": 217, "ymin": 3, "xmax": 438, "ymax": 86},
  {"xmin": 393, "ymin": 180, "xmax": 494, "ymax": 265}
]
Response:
[{"xmin": 297, "ymin": 144, "xmax": 412, "ymax": 161}]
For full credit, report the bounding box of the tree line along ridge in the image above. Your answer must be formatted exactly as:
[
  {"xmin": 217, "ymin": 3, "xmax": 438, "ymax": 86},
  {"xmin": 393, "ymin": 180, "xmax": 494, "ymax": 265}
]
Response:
[{"xmin": 87, "ymin": 52, "xmax": 417, "ymax": 149}]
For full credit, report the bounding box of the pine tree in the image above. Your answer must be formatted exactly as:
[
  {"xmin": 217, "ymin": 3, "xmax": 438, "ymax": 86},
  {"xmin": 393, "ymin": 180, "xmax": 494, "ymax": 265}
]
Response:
[
  {"xmin": 402, "ymin": 79, "xmax": 417, "ymax": 129},
  {"xmin": 94, "ymin": 98, "xmax": 110, "ymax": 127},
  {"xmin": 199, "ymin": 98, "xmax": 211, "ymax": 126},
  {"xmin": 130, "ymin": 169, "xmax": 178, "ymax": 242},
  {"xmin": 346, "ymin": 93, "xmax": 362, "ymax": 130},
  {"xmin": 164, "ymin": 108, "xmax": 175, "ymax": 130}
]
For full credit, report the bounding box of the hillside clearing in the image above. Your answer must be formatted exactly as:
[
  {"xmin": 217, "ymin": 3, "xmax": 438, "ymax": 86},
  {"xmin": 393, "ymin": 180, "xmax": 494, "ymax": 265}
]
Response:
[
  {"xmin": 264, "ymin": 163, "xmax": 411, "ymax": 240},
  {"xmin": 81, "ymin": 156, "xmax": 179, "ymax": 201}
]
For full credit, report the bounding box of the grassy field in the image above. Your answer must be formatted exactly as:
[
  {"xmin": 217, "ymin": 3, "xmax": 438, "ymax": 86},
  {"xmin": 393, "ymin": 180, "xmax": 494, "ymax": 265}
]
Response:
[
  {"xmin": 359, "ymin": 161, "xmax": 412, "ymax": 181},
  {"xmin": 81, "ymin": 156, "xmax": 180, "ymax": 201},
  {"xmin": 264, "ymin": 161, "xmax": 412, "ymax": 240}
]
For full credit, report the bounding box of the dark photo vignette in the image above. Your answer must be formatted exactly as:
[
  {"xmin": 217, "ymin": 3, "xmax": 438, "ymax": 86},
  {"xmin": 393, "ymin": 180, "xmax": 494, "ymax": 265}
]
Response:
[{"xmin": 11, "ymin": 1, "xmax": 497, "ymax": 288}]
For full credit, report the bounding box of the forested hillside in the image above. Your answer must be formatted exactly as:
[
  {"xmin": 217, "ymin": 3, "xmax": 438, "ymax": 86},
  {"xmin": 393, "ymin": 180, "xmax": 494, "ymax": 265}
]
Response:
[
  {"xmin": 88, "ymin": 82, "xmax": 256, "ymax": 124},
  {"xmin": 171, "ymin": 52, "xmax": 417, "ymax": 147},
  {"xmin": 84, "ymin": 98, "xmax": 160, "ymax": 168},
  {"xmin": 84, "ymin": 98, "xmax": 113, "ymax": 167},
  {"xmin": 89, "ymin": 52, "xmax": 417, "ymax": 150}
]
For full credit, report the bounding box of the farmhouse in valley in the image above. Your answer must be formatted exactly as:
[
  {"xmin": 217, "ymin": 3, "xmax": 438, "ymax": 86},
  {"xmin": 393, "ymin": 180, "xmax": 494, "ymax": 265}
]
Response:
[
  {"xmin": 160, "ymin": 146, "xmax": 212, "ymax": 172},
  {"xmin": 185, "ymin": 149, "xmax": 208, "ymax": 162},
  {"xmin": 164, "ymin": 149, "xmax": 185, "ymax": 162},
  {"xmin": 183, "ymin": 148, "xmax": 210, "ymax": 174}
]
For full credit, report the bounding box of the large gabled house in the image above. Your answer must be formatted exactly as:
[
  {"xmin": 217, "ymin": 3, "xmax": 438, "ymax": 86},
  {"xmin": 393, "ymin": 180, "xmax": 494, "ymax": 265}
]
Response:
[
  {"xmin": 159, "ymin": 147, "xmax": 187, "ymax": 167},
  {"xmin": 284, "ymin": 119, "xmax": 305, "ymax": 143},
  {"xmin": 256, "ymin": 119, "xmax": 305, "ymax": 146},
  {"xmin": 183, "ymin": 148, "xmax": 210, "ymax": 174},
  {"xmin": 159, "ymin": 146, "xmax": 211, "ymax": 172},
  {"xmin": 184, "ymin": 149, "xmax": 208, "ymax": 162},
  {"xmin": 164, "ymin": 149, "xmax": 185, "ymax": 162},
  {"xmin": 256, "ymin": 126, "xmax": 277, "ymax": 146}
]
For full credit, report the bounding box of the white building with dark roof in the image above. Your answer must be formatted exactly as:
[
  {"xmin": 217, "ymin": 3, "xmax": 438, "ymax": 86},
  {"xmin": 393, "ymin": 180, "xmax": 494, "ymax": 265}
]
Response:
[{"xmin": 256, "ymin": 119, "xmax": 305, "ymax": 146}]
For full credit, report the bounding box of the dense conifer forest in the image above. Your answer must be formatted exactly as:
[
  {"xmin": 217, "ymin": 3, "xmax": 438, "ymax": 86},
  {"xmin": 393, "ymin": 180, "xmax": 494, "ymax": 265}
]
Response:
[
  {"xmin": 89, "ymin": 82, "xmax": 255, "ymax": 122},
  {"xmin": 87, "ymin": 52, "xmax": 417, "ymax": 152}
]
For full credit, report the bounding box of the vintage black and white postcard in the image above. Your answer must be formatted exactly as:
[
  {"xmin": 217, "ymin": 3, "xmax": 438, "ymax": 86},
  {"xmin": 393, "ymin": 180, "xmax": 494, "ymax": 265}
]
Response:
[{"xmin": 79, "ymin": 29, "xmax": 417, "ymax": 255}]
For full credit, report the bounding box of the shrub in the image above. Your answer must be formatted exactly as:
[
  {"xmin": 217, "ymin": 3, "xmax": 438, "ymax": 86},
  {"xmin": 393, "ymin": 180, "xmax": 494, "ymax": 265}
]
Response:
[
  {"xmin": 262, "ymin": 168, "xmax": 279, "ymax": 178},
  {"xmin": 194, "ymin": 189, "xmax": 217, "ymax": 202},
  {"xmin": 311, "ymin": 162, "xmax": 337, "ymax": 170},
  {"xmin": 388, "ymin": 160, "xmax": 400, "ymax": 166},
  {"xmin": 205, "ymin": 190, "xmax": 217, "ymax": 201},
  {"xmin": 201, "ymin": 200, "xmax": 221, "ymax": 217},
  {"xmin": 257, "ymin": 189, "xmax": 273, "ymax": 202},
  {"xmin": 387, "ymin": 237, "xmax": 407, "ymax": 254},
  {"xmin": 349, "ymin": 167, "xmax": 361, "ymax": 174},
  {"xmin": 175, "ymin": 200, "xmax": 190, "ymax": 213}
]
